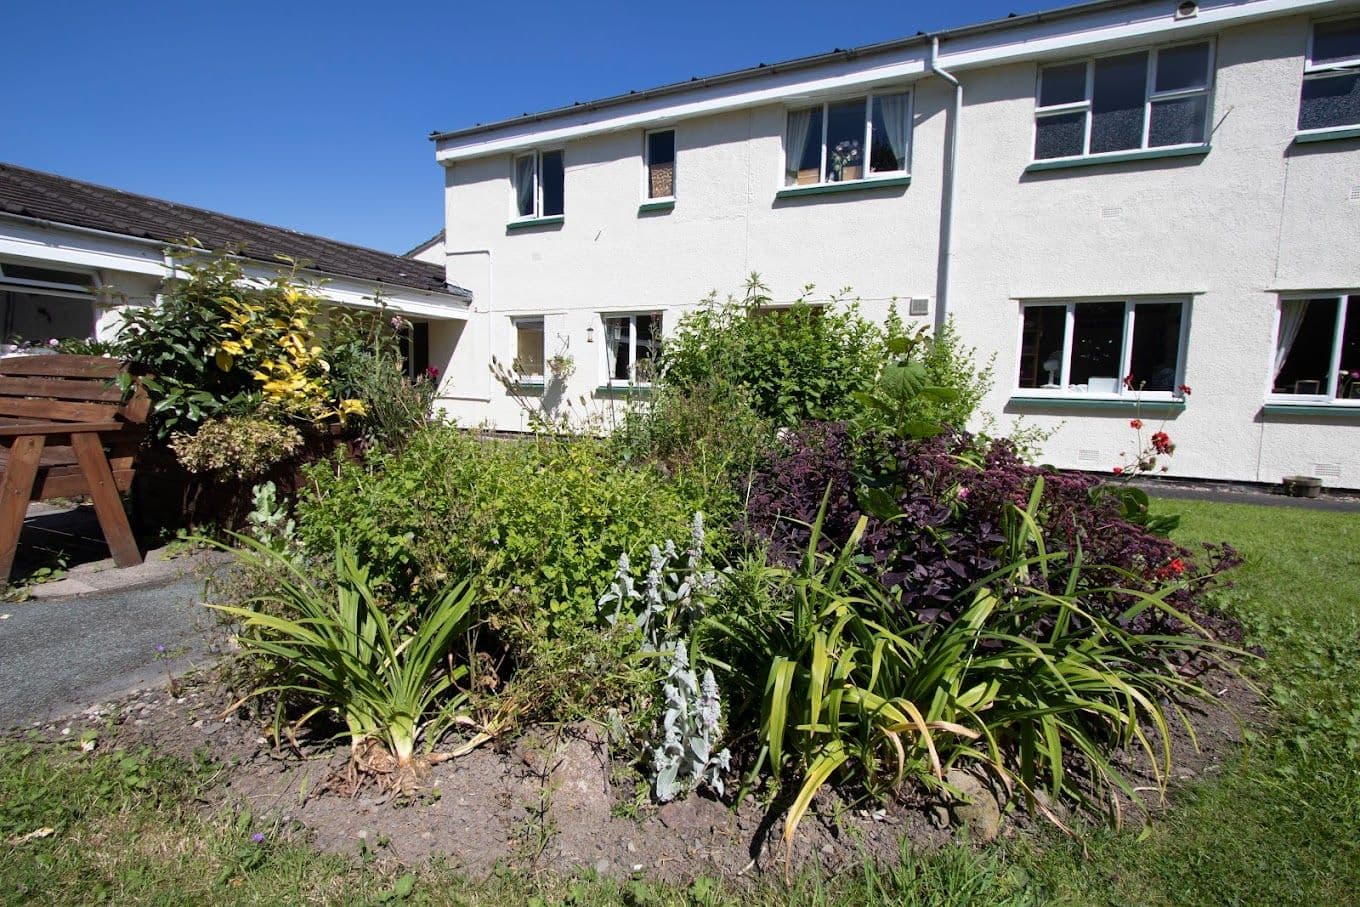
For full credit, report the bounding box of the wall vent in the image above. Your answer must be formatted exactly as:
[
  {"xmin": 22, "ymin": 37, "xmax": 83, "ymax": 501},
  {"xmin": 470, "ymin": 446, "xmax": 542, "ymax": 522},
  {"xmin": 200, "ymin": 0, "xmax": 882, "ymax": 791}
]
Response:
[
  {"xmin": 1078, "ymin": 449, "xmax": 1101, "ymax": 463},
  {"xmin": 1101, "ymin": 206, "xmax": 1123, "ymax": 219},
  {"xmin": 1349, "ymin": 186, "xmax": 1360, "ymax": 201},
  {"xmin": 1315, "ymin": 463, "xmax": 1342, "ymax": 478},
  {"xmin": 909, "ymin": 297, "xmax": 930, "ymax": 317}
]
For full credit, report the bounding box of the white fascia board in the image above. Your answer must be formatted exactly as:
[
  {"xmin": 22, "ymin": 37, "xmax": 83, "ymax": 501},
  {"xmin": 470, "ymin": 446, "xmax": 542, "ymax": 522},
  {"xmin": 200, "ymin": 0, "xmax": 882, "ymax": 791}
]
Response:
[
  {"xmin": 234, "ymin": 261, "xmax": 469, "ymax": 320},
  {"xmin": 0, "ymin": 217, "xmax": 168, "ymax": 277},
  {"xmin": 436, "ymin": 52, "xmax": 931, "ymax": 163},
  {"xmin": 436, "ymin": 0, "xmax": 1346, "ymax": 163},
  {"xmin": 941, "ymin": 0, "xmax": 1347, "ymax": 70}
]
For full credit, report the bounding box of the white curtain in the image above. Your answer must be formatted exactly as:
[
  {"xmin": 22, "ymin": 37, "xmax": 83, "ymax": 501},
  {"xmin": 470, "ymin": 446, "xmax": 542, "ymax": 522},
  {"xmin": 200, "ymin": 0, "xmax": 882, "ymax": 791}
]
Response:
[
  {"xmin": 605, "ymin": 317, "xmax": 628, "ymax": 381},
  {"xmin": 878, "ymin": 93, "xmax": 910, "ymax": 171},
  {"xmin": 514, "ymin": 155, "xmax": 535, "ymax": 217},
  {"xmin": 1274, "ymin": 299, "xmax": 1310, "ymax": 381},
  {"xmin": 784, "ymin": 109, "xmax": 814, "ymax": 185}
]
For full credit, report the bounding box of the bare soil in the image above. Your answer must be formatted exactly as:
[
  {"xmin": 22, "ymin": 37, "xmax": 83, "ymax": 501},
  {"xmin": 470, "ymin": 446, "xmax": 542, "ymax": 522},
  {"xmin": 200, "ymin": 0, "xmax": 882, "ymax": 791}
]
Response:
[{"xmin": 11, "ymin": 661, "xmax": 1261, "ymax": 882}]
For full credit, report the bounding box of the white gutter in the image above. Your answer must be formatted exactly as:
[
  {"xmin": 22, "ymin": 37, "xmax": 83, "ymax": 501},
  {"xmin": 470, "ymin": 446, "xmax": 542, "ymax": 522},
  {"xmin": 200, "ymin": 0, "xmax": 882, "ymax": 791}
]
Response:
[{"xmin": 929, "ymin": 36, "xmax": 961, "ymax": 335}]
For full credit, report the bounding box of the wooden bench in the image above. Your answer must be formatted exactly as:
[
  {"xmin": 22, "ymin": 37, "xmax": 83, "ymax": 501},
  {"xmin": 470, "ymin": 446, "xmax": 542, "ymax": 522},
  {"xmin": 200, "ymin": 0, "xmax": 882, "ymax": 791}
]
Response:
[{"xmin": 0, "ymin": 354, "xmax": 151, "ymax": 582}]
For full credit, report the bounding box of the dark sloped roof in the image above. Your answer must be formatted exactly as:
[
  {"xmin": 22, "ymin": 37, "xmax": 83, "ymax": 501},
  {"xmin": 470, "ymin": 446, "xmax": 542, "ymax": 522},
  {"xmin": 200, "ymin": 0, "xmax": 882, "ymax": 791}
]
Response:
[{"xmin": 0, "ymin": 162, "xmax": 470, "ymax": 298}]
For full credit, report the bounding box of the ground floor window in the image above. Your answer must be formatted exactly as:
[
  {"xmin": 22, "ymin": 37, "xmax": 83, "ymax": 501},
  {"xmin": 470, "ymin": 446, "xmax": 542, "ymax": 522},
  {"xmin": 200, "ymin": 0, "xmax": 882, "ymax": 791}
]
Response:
[
  {"xmin": 512, "ymin": 317, "xmax": 545, "ymax": 381},
  {"xmin": 0, "ymin": 289, "xmax": 96, "ymax": 349},
  {"xmin": 397, "ymin": 320, "xmax": 430, "ymax": 380},
  {"xmin": 1272, "ymin": 294, "xmax": 1359, "ymax": 402},
  {"xmin": 603, "ymin": 312, "xmax": 660, "ymax": 386},
  {"xmin": 1016, "ymin": 298, "xmax": 1187, "ymax": 395}
]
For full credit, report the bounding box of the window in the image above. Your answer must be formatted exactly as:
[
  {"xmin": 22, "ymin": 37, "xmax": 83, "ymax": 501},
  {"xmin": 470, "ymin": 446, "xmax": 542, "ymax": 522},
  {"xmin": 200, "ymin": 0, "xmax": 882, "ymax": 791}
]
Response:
[
  {"xmin": 1271, "ymin": 295, "xmax": 1360, "ymax": 402},
  {"xmin": 1299, "ymin": 17, "xmax": 1360, "ymax": 132},
  {"xmin": 512, "ymin": 150, "xmax": 564, "ymax": 219},
  {"xmin": 512, "ymin": 318, "xmax": 546, "ymax": 381},
  {"xmin": 646, "ymin": 130, "xmax": 675, "ymax": 199},
  {"xmin": 784, "ymin": 91, "xmax": 910, "ymax": 186},
  {"xmin": 1017, "ymin": 299, "xmax": 1187, "ymax": 396},
  {"xmin": 1034, "ymin": 41, "xmax": 1213, "ymax": 160},
  {"xmin": 602, "ymin": 313, "xmax": 661, "ymax": 386}
]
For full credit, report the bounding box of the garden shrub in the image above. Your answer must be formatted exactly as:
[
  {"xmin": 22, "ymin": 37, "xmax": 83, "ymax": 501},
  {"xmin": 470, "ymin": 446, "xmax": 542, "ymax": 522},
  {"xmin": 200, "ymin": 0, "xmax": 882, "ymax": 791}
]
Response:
[
  {"xmin": 296, "ymin": 426, "xmax": 708, "ymax": 639},
  {"xmin": 169, "ymin": 415, "xmax": 304, "ymax": 481},
  {"xmin": 743, "ymin": 422, "xmax": 1241, "ymax": 638}
]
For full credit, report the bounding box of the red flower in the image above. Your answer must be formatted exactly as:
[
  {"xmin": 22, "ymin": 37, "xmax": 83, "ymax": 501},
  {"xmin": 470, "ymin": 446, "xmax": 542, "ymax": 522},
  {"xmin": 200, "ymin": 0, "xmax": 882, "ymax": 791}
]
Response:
[
  {"xmin": 424, "ymin": 366, "xmax": 441, "ymax": 381},
  {"xmin": 1112, "ymin": 466, "xmax": 1124, "ymax": 475},
  {"xmin": 1151, "ymin": 431, "xmax": 1174, "ymax": 455},
  {"xmin": 1129, "ymin": 418, "xmax": 1143, "ymax": 429},
  {"xmin": 1123, "ymin": 374, "xmax": 1135, "ymax": 390},
  {"xmin": 1155, "ymin": 557, "xmax": 1187, "ymax": 580},
  {"xmin": 1178, "ymin": 384, "xmax": 1193, "ymax": 396}
]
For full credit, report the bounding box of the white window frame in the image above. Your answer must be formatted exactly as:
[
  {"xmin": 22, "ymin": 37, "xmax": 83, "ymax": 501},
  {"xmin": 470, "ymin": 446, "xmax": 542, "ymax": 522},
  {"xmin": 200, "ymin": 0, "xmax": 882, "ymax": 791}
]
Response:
[
  {"xmin": 599, "ymin": 311, "xmax": 662, "ymax": 388},
  {"xmin": 511, "ymin": 316, "xmax": 546, "ymax": 382},
  {"xmin": 1032, "ymin": 39, "xmax": 1215, "ymax": 163},
  {"xmin": 1267, "ymin": 293, "xmax": 1360, "ymax": 406},
  {"xmin": 783, "ymin": 89, "xmax": 912, "ymax": 188},
  {"xmin": 511, "ymin": 149, "xmax": 564, "ymax": 220},
  {"xmin": 643, "ymin": 129, "xmax": 676, "ymax": 202},
  {"xmin": 1298, "ymin": 15, "xmax": 1360, "ymax": 135},
  {"xmin": 1014, "ymin": 297, "xmax": 1190, "ymax": 399}
]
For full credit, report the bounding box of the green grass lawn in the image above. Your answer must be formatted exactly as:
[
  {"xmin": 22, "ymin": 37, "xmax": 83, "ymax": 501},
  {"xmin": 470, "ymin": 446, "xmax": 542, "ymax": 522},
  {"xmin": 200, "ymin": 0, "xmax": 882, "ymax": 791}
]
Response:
[{"xmin": 1, "ymin": 499, "xmax": 1357, "ymax": 906}]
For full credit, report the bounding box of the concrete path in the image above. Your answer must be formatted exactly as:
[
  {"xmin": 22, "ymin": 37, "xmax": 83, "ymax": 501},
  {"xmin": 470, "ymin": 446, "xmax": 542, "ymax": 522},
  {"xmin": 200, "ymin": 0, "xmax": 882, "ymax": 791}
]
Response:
[{"xmin": 0, "ymin": 574, "xmax": 219, "ymax": 727}]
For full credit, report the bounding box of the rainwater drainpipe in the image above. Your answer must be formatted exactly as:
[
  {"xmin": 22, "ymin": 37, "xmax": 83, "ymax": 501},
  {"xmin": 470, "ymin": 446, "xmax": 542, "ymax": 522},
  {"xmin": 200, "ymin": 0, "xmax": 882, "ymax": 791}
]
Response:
[{"xmin": 929, "ymin": 35, "xmax": 961, "ymax": 335}]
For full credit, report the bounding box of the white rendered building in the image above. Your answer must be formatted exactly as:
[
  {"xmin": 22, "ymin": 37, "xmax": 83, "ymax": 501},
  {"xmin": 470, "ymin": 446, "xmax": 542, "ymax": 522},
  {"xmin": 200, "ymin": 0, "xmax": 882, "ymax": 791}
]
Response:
[{"xmin": 428, "ymin": 0, "xmax": 1360, "ymax": 488}]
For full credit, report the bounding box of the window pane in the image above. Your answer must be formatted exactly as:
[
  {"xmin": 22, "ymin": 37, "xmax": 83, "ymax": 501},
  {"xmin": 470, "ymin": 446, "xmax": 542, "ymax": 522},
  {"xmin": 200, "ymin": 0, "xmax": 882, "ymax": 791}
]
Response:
[
  {"xmin": 515, "ymin": 320, "xmax": 545, "ymax": 377},
  {"xmin": 1091, "ymin": 52, "xmax": 1149, "ymax": 153},
  {"xmin": 825, "ymin": 99, "xmax": 865, "ymax": 182},
  {"xmin": 647, "ymin": 130, "xmax": 675, "ymax": 166},
  {"xmin": 1129, "ymin": 303, "xmax": 1182, "ymax": 391},
  {"xmin": 870, "ymin": 93, "xmax": 909, "ymax": 172},
  {"xmin": 1274, "ymin": 298, "xmax": 1338, "ymax": 394},
  {"xmin": 1299, "ymin": 72, "xmax": 1360, "ymax": 130},
  {"xmin": 1340, "ymin": 296, "xmax": 1360, "ymax": 399},
  {"xmin": 1149, "ymin": 95, "xmax": 1207, "ymax": 146},
  {"xmin": 1039, "ymin": 62, "xmax": 1087, "ymax": 107},
  {"xmin": 1154, "ymin": 43, "xmax": 1210, "ymax": 93},
  {"xmin": 635, "ymin": 313, "xmax": 660, "ymax": 382},
  {"xmin": 1312, "ymin": 18, "xmax": 1360, "ymax": 66},
  {"xmin": 647, "ymin": 131, "xmax": 676, "ymax": 199},
  {"xmin": 540, "ymin": 150, "xmax": 564, "ymax": 216},
  {"xmin": 1035, "ymin": 111, "xmax": 1086, "ymax": 159},
  {"xmin": 606, "ymin": 317, "xmax": 630, "ymax": 381},
  {"xmin": 514, "ymin": 155, "xmax": 535, "ymax": 217},
  {"xmin": 1069, "ymin": 301, "xmax": 1125, "ymax": 387},
  {"xmin": 1018, "ymin": 306, "xmax": 1067, "ymax": 388},
  {"xmin": 786, "ymin": 107, "xmax": 823, "ymax": 185}
]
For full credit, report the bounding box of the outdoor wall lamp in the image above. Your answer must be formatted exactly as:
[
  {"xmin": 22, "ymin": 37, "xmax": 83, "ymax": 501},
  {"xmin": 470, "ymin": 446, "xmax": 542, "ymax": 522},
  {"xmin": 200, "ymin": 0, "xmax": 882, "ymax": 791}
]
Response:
[{"xmin": 586, "ymin": 326, "xmax": 594, "ymax": 343}]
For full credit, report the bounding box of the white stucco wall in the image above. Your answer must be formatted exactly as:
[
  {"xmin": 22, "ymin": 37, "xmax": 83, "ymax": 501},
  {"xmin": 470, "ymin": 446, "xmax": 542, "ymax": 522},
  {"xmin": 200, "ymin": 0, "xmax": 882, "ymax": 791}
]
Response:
[
  {"xmin": 408, "ymin": 236, "xmax": 444, "ymax": 265},
  {"xmin": 435, "ymin": 5, "xmax": 1360, "ymax": 487}
]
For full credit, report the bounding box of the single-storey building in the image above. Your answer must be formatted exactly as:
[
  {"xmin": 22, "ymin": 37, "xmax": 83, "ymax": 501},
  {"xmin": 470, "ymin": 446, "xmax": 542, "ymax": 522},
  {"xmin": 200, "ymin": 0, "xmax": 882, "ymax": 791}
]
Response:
[
  {"xmin": 425, "ymin": 0, "xmax": 1360, "ymax": 488},
  {"xmin": 0, "ymin": 162, "xmax": 471, "ymax": 374}
]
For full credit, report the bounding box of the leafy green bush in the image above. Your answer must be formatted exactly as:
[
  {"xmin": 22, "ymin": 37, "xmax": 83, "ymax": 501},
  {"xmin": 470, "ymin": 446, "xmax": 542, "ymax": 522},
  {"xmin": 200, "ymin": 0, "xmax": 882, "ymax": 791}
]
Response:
[
  {"xmin": 210, "ymin": 537, "xmax": 477, "ymax": 794},
  {"xmin": 169, "ymin": 415, "xmax": 304, "ymax": 481},
  {"xmin": 296, "ymin": 427, "xmax": 706, "ymax": 640},
  {"xmin": 659, "ymin": 276, "xmax": 897, "ymax": 427}
]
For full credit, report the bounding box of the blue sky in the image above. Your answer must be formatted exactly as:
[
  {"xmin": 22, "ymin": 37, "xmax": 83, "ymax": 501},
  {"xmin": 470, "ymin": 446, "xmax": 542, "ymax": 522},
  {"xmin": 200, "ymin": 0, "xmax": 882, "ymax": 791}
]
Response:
[{"xmin": 2, "ymin": 0, "xmax": 1054, "ymax": 255}]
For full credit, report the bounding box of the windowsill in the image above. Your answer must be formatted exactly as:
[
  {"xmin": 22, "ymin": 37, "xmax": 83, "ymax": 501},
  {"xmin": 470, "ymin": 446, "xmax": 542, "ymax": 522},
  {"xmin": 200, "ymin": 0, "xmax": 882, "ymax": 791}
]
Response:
[
  {"xmin": 638, "ymin": 198, "xmax": 675, "ymax": 214},
  {"xmin": 1007, "ymin": 395, "xmax": 1187, "ymax": 413},
  {"xmin": 775, "ymin": 175, "xmax": 911, "ymax": 199},
  {"xmin": 595, "ymin": 384, "xmax": 653, "ymax": 398},
  {"xmin": 510, "ymin": 380, "xmax": 546, "ymax": 395},
  {"xmin": 1024, "ymin": 144, "xmax": 1210, "ymax": 173},
  {"xmin": 1262, "ymin": 401, "xmax": 1360, "ymax": 418},
  {"xmin": 506, "ymin": 215, "xmax": 565, "ymax": 231},
  {"xmin": 1293, "ymin": 126, "xmax": 1360, "ymax": 145}
]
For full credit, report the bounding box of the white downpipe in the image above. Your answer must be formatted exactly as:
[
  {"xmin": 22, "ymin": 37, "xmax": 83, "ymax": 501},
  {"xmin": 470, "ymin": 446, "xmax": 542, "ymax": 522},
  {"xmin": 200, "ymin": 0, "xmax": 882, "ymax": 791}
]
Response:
[{"xmin": 930, "ymin": 36, "xmax": 961, "ymax": 335}]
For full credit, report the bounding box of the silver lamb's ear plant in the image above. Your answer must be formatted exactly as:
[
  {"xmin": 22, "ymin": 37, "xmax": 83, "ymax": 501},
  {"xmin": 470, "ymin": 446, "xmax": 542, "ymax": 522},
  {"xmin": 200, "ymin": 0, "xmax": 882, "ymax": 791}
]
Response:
[
  {"xmin": 597, "ymin": 552, "xmax": 638, "ymax": 627},
  {"xmin": 246, "ymin": 480, "xmax": 296, "ymax": 552},
  {"xmin": 652, "ymin": 640, "xmax": 731, "ymax": 802}
]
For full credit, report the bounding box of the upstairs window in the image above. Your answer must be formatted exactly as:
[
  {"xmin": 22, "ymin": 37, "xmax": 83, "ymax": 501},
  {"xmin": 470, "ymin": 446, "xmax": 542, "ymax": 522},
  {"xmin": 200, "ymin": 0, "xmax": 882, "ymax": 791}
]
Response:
[
  {"xmin": 603, "ymin": 312, "xmax": 661, "ymax": 386},
  {"xmin": 784, "ymin": 91, "xmax": 910, "ymax": 186},
  {"xmin": 1017, "ymin": 298, "xmax": 1188, "ymax": 396},
  {"xmin": 1299, "ymin": 17, "xmax": 1360, "ymax": 132},
  {"xmin": 512, "ymin": 149, "xmax": 564, "ymax": 219},
  {"xmin": 1034, "ymin": 41, "xmax": 1213, "ymax": 161},
  {"xmin": 646, "ymin": 130, "xmax": 676, "ymax": 199},
  {"xmin": 1272, "ymin": 295, "xmax": 1360, "ymax": 402}
]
